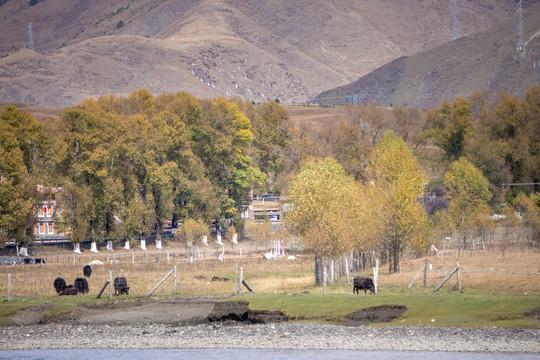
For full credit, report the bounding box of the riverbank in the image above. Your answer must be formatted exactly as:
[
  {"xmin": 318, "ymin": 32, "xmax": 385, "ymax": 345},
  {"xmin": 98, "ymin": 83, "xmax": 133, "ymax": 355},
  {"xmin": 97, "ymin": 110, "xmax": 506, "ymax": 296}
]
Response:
[{"xmin": 0, "ymin": 322, "xmax": 539, "ymax": 353}]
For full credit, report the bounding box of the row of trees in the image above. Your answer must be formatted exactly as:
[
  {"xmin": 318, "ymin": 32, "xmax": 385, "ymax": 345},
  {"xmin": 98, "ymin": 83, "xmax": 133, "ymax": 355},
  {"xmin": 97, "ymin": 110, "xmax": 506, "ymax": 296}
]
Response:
[
  {"xmin": 1, "ymin": 87, "xmax": 538, "ymax": 272},
  {"xmin": 0, "ymin": 91, "xmax": 291, "ymax": 247}
]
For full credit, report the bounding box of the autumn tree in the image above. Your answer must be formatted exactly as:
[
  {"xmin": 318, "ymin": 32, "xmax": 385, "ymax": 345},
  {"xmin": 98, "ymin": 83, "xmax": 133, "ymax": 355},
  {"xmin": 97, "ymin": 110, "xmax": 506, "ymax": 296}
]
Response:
[
  {"xmin": 430, "ymin": 98, "xmax": 473, "ymax": 161},
  {"xmin": 286, "ymin": 158, "xmax": 358, "ymax": 285},
  {"xmin": 444, "ymin": 157, "xmax": 492, "ymax": 256},
  {"xmin": 369, "ymin": 131, "xmax": 430, "ymax": 273},
  {"xmin": 0, "ymin": 106, "xmax": 48, "ymax": 246}
]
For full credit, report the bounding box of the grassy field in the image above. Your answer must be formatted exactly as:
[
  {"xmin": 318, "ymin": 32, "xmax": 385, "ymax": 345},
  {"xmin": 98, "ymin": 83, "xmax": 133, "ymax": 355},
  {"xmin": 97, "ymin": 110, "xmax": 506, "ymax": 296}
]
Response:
[{"xmin": 0, "ymin": 245, "xmax": 538, "ymax": 328}]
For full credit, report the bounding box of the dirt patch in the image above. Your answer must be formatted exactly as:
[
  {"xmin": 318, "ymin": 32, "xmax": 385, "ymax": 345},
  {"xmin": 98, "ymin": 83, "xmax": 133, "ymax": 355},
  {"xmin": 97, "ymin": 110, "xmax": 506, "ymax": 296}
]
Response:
[
  {"xmin": 208, "ymin": 301, "xmax": 289, "ymax": 324},
  {"xmin": 526, "ymin": 306, "xmax": 540, "ymax": 325},
  {"xmin": 343, "ymin": 305, "xmax": 407, "ymax": 326},
  {"xmin": 10, "ymin": 304, "xmax": 54, "ymax": 326}
]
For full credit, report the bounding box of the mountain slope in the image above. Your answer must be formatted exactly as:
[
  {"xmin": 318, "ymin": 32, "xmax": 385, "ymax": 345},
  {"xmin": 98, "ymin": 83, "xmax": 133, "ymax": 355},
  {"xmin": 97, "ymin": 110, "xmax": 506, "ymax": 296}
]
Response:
[
  {"xmin": 0, "ymin": 0, "xmax": 521, "ymax": 107},
  {"xmin": 313, "ymin": 3, "xmax": 540, "ymax": 109}
]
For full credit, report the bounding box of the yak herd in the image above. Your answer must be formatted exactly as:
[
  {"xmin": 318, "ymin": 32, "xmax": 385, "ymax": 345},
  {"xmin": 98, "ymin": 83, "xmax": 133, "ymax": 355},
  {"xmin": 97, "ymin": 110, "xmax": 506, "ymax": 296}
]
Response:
[
  {"xmin": 53, "ymin": 264, "xmax": 129, "ymax": 296},
  {"xmin": 53, "ymin": 265, "xmax": 374, "ymax": 296}
]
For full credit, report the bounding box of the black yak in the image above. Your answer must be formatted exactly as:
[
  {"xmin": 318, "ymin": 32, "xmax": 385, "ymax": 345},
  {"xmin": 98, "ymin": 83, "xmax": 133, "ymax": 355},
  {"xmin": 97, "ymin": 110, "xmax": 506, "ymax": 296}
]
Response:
[
  {"xmin": 113, "ymin": 277, "xmax": 129, "ymax": 295},
  {"xmin": 83, "ymin": 265, "xmax": 92, "ymax": 277},
  {"xmin": 353, "ymin": 276, "xmax": 375, "ymax": 295},
  {"xmin": 53, "ymin": 277, "xmax": 67, "ymax": 295},
  {"xmin": 61, "ymin": 285, "xmax": 78, "ymax": 296},
  {"xmin": 74, "ymin": 277, "xmax": 89, "ymax": 294}
]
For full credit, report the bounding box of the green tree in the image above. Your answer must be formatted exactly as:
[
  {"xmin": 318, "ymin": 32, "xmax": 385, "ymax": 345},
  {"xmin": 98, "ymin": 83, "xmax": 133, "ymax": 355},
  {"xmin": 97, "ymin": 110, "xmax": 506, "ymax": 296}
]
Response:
[
  {"xmin": 431, "ymin": 98, "xmax": 473, "ymax": 161},
  {"xmin": 444, "ymin": 158, "xmax": 492, "ymax": 256},
  {"xmin": 0, "ymin": 106, "xmax": 47, "ymax": 246}
]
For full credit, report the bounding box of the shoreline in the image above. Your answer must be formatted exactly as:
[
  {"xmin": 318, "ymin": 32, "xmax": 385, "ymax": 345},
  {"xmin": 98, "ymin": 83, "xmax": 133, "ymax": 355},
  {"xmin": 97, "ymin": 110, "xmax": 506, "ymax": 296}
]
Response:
[{"xmin": 0, "ymin": 323, "xmax": 539, "ymax": 353}]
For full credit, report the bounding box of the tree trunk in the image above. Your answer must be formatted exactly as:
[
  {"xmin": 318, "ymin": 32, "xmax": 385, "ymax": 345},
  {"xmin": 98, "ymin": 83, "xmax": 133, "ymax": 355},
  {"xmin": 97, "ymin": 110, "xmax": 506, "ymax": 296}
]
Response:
[{"xmin": 314, "ymin": 256, "xmax": 323, "ymax": 285}]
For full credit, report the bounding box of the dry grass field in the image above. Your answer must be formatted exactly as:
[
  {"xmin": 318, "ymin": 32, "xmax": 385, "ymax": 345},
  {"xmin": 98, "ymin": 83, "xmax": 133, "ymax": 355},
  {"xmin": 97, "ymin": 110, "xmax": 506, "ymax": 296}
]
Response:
[{"xmin": 1, "ymin": 240, "xmax": 538, "ymax": 299}]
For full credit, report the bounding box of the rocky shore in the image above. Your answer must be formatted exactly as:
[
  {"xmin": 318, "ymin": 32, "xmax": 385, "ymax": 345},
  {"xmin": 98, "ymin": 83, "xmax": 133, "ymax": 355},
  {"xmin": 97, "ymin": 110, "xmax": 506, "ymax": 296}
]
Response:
[{"xmin": 0, "ymin": 323, "xmax": 538, "ymax": 353}]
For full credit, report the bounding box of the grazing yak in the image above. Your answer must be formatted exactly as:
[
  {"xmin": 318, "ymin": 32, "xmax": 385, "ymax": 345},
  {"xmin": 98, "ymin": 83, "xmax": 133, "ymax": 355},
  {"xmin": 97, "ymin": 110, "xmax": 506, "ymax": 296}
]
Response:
[
  {"xmin": 53, "ymin": 277, "xmax": 67, "ymax": 294},
  {"xmin": 353, "ymin": 276, "xmax": 375, "ymax": 295},
  {"xmin": 113, "ymin": 277, "xmax": 129, "ymax": 295},
  {"xmin": 83, "ymin": 265, "xmax": 92, "ymax": 277},
  {"xmin": 61, "ymin": 285, "xmax": 78, "ymax": 296},
  {"xmin": 74, "ymin": 277, "xmax": 89, "ymax": 294}
]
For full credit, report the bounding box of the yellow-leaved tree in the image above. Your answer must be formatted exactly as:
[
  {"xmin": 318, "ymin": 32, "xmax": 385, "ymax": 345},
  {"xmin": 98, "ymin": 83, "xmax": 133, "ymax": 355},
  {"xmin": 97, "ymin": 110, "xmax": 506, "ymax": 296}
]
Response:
[
  {"xmin": 286, "ymin": 158, "xmax": 361, "ymax": 286},
  {"xmin": 444, "ymin": 157, "xmax": 492, "ymax": 256},
  {"xmin": 370, "ymin": 131, "xmax": 430, "ymax": 273}
]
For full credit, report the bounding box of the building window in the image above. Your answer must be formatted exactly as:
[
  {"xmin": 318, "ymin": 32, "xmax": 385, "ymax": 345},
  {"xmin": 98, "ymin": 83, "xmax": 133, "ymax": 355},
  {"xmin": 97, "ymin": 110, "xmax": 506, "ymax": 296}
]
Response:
[
  {"xmin": 33, "ymin": 224, "xmax": 37, "ymax": 235},
  {"xmin": 48, "ymin": 223, "xmax": 54, "ymax": 234},
  {"xmin": 38, "ymin": 207, "xmax": 44, "ymax": 217},
  {"xmin": 39, "ymin": 223, "xmax": 45, "ymax": 234},
  {"xmin": 47, "ymin": 205, "xmax": 53, "ymax": 216}
]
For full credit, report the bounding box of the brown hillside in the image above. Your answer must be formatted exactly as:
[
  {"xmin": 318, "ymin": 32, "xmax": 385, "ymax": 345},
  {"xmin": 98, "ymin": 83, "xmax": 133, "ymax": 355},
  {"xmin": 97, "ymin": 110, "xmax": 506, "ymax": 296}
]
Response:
[
  {"xmin": 314, "ymin": 3, "xmax": 540, "ymax": 109},
  {"xmin": 0, "ymin": 0, "xmax": 520, "ymax": 107}
]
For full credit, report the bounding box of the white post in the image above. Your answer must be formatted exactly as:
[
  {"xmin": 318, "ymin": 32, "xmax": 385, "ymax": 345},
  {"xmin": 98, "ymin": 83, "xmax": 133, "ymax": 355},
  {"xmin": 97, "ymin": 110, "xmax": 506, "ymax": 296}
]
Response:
[
  {"xmin": 73, "ymin": 253, "xmax": 76, "ymax": 266},
  {"xmin": 167, "ymin": 251, "xmax": 170, "ymax": 264},
  {"xmin": 19, "ymin": 247, "xmax": 29, "ymax": 257},
  {"xmin": 372, "ymin": 259, "xmax": 379, "ymax": 294},
  {"xmin": 131, "ymin": 252, "xmax": 135, "ymax": 264}
]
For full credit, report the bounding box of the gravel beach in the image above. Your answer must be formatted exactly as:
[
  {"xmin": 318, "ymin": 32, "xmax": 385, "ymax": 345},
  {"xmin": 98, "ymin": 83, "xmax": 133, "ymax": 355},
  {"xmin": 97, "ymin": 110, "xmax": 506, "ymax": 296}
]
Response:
[{"xmin": 0, "ymin": 323, "xmax": 539, "ymax": 353}]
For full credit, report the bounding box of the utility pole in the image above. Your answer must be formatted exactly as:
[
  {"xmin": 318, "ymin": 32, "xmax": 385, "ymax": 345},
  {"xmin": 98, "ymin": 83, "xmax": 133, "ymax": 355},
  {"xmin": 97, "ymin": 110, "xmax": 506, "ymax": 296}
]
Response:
[
  {"xmin": 451, "ymin": 0, "xmax": 459, "ymax": 40},
  {"xmin": 517, "ymin": 0, "xmax": 524, "ymax": 52},
  {"xmin": 27, "ymin": 22, "xmax": 34, "ymax": 50}
]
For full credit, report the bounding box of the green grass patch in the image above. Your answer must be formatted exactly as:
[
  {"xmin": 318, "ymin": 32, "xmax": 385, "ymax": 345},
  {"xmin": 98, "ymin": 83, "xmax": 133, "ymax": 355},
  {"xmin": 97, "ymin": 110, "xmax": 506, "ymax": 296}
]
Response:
[
  {"xmin": 229, "ymin": 289, "xmax": 540, "ymax": 328},
  {"xmin": 46, "ymin": 304, "xmax": 75, "ymax": 319}
]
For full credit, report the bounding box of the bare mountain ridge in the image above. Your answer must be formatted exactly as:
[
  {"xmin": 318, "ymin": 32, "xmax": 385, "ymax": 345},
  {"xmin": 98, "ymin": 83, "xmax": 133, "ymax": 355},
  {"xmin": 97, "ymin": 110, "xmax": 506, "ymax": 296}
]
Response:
[
  {"xmin": 314, "ymin": 3, "xmax": 540, "ymax": 109},
  {"xmin": 0, "ymin": 0, "xmax": 521, "ymax": 107}
]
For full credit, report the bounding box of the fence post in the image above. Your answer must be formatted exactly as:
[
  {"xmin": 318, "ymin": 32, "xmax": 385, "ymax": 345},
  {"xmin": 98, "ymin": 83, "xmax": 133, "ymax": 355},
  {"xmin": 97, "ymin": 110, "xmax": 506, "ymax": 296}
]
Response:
[
  {"xmin": 456, "ymin": 260, "xmax": 461, "ymax": 290},
  {"xmin": 96, "ymin": 280, "xmax": 110, "ymax": 299},
  {"xmin": 423, "ymin": 258, "xmax": 428, "ymax": 288},
  {"xmin": 147, "ymin": 268, "xmax": 175, "ymax": 296},
  {"xmin": 73, "ymin": 254, "xmax": 76, "ymax": 266},
  {"xmin": 235, "ymin": 263, "xmax": 238, "ymax": 294},
  {"xmin": 239, "ymin": 267, "xmax": 243, "ymax": 294},
  {"xmin": 174, "ymin": 265, "xmax": 177, "ymax": 294},
  {"xmin": 8, "ymin": 273, "xmax": 12, "ymax": 302},
  {"xmin": 132, "ymin": 252, "xmax": 135, "ymax": 264},
  {"xmin": 345, "ymin": 256, "xmax": 350, "ymax": 286},
  {"xmin": 372, "ymin": 259, "xmax": 379, "ymax": 294},
  {"xmin": 108, "ymin": 271, "xmax": 113, "ymax": 299}
]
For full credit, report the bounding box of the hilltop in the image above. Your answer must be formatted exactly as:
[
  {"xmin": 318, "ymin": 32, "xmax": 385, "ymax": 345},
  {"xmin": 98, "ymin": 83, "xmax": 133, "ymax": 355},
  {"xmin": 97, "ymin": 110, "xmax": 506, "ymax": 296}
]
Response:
[
  {"xmin": 0, "ymin": 0, "xmax": 519, "ymax": 107},
  {"xmin": 314, "ymin": 2, "xmax": 540, "ymax": 108}
]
